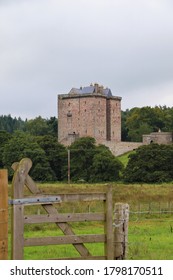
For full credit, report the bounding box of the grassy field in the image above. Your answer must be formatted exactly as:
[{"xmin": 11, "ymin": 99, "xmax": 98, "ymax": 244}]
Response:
[
  {"xmin": 117, "ymin": 151, "xmax": 133, "ymax": 167},
  {"xmin": 8, "ymin": 182, "xmax": 173, "ymax": 260},
  {"xmin": 20, "ymin": 218, "xmax": 173, "ymax": 260}
]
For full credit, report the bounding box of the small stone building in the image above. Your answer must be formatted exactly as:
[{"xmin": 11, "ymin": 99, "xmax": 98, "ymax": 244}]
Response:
[
  {"xmin": 143, "ymin": 131, "xmax": 173, "ymax": 145},
  {"xmin": 58, "ymin": 83, "xmax": 122, "ymax": 146}
]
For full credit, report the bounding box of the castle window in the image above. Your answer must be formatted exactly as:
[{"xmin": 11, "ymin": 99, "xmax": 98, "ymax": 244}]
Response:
[{"xmin": 67, "ymin": 111, "xmax": 72, "ymax": 117}]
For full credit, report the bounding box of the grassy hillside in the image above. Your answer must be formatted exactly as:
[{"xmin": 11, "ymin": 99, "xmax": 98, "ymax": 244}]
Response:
[{"xmin": 117, "ymin": 151, "xmax": 134, "ymax": 167}]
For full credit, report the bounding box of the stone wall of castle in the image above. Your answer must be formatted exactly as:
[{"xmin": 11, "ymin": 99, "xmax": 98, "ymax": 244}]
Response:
[
  {"xmin": 101, "ymin": 140, "xmax": 143, "ymax": 156},
  {"xmin": 58, "ymin": 84, "xmax": 173, "ymax": 156},
  {"xmin": 58, "ymin": 91, "xmax": 121, "ymax": 146}
]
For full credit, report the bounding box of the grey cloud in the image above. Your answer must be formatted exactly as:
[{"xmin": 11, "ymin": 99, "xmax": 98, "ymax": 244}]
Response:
[{"xmin": 0, "ymin": 0, "xmax": 173, "ymax": 118}]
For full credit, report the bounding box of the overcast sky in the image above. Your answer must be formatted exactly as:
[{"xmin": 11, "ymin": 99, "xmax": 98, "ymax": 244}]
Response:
[{"xmin": 1, "ymin": 0, "xmax": 173, "ymax": 119}]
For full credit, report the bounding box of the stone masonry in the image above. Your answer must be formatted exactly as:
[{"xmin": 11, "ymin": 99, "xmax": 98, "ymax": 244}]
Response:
[
  {"xmin": 58, "ymin": 83, "xmax": 173, "ymax": 156},
  {"xmin": 58, "ymin": 83, "xmax": 122, "ymax": 146}
]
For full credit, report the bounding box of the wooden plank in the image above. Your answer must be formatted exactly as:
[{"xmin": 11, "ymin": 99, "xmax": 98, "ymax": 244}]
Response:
[
  {"xmin": 0, "ymin": 170, "xmax": 8, "ymax": 260},
  {"xmin": 40, "ymin": 204, "xmax": 92, "ymax": 257},
  {"xmin": 104, "ymin": 186, "xmax": 114, "ymax": 260},
  {"xmin": 24, "ymin": 234, "xmax": 106, "ymax": 246},
  {"xmin": 24, "ymin": 213, "xmax": 105, "ymax": 224},
  {"xmin": 13, "ymin": 171, "xmax": 92, "ymax": 258},
  {"xmin": 11, "ymin": 158, "xmax": 32, "ymax": 260},
  {"xmin": 59, "ymin": 193, "xmax": 106, "ymax": 202}
]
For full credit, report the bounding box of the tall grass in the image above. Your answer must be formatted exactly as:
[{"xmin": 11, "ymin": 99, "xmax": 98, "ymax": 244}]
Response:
[{"xmin": 8, "ymin": 182, "xmax": 173, "ymax": 259}]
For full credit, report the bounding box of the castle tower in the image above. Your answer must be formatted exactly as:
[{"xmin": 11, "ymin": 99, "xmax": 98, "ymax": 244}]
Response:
[{"xmin": 58, "ymin": 83, "xmax": 122, "ymax": 146}]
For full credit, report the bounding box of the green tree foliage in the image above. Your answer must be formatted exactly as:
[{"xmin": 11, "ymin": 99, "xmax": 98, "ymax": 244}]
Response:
[
  {"xmin": 36, "ymin": 135, "xmax": 67, "ymax": 181},
  {"xmin": 0, "ymin": 115, "xmax": 57, "ymax": 136},
  {"xmin": 0, "ymin": 131, "xmax": 12, "ymax": 168},
  {"xmin": 25, "ymin": 116, "xmax": 50, "ymax": 136},
  {"xmin": 46, "ymin": 117, "xmax": 58, "ymax": 136},
  {"xmin": 67, "ymin": 137, "xmax": 123, "ymax": 182},
  {"xmin": 68, "ymin": 137, "xmax": 96, "ymax": 182},
  {"xmin": 123, "ymin": 143, "xmax": 173, "ymax": 183},
  {"xmin": 25, "ymin": 116, "xmax": 58, "ymax": 136},
  {"xmin": 2, "ymin": 131, "xmax": 55, "ymax": 181},
  {"xmin": 90, "ymin": 145, "xmax": 123, "ymax": 182},
  {"xmin": 0, "ymin": 115, "xmax": 26, "ymax": 133},
  {"xmin": 121, "ymin": 110, "xmax": 130, "ymax": 141},
  {"xmin": 123, "ymin": 106, "xmax": 173, "ymax": 142}
]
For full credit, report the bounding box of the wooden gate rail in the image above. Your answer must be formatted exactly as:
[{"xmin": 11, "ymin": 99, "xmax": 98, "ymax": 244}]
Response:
[
  {"xmin": 11, "ymin": 158, "xmax": 114, "ymax": 260},
  {"xmin": 24, "ymin": 212, "xmax": 105, "ymax": 223}
]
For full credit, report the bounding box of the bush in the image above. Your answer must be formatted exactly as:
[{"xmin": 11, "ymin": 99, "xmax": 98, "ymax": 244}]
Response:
[{"xmin": 123, "ymin": 143, "xmax": 173, "ymax": 183}]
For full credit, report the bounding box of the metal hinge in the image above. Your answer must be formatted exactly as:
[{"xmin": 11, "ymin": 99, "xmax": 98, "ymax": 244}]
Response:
[{"xmin": 8, "ymin": 196, "xmax": 61, "ymax": 205}]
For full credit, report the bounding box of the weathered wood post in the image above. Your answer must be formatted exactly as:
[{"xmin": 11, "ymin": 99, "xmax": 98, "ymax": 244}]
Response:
[
  {"xmin": 113, "ymin": 203, "xmax": 129, "ymax": 259},
  {"xmin": 11, "ymin": 158, "xmax": 32, "ymax": 260},
  {"xmin": 0, "ymin": 169, "xmax": 8, "ymax": 260},
  {"xmin": 105, "ymin": 186, "xmax": 114, "ymax": 259}
]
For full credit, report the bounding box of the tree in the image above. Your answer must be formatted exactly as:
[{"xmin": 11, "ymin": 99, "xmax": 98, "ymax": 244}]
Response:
[
  {"xmin": 46, "ymin": 117, "xmax": 58, "ymax": 137},
  {"xmin": 67, "ymin": 137, "xmax": 96, "ymax": 181},
  {"xmin": 123, "ymin": 143, "xmax": 173, "ymax": 183},
  {"xmin": 124, "ymin": 106, "xmax": 173, "ymax": 142},
  {"xmin": 25, "ymin": 116, "xmax": 58, "ymax": 136},
  {"xmin": 25, "ymin": 116, "xmax": 49, "ymax": 136},
  {"xmin": 0, "ymin": 115, "xmax": 26, "ymax": 133},
  {"xmin": 64, "ymin": 137, "xmax": 123, "ymax": 182},
  {"xmin": 2, "ymin": 131, "xmax": 55, "ymax": 181},
  {"xmin": 90, "ymin": 145, "xmax": 123, "ymax": 182},
  {"xmin": 0, "ymin": 131, "xmax": 12, "ymax": 168},
  {"xmin": 36, "ymin": 135, "xmax": 67, "ymax": 181},
  {"xmin": 121, "ymin": 110, "xmax": 130, "ymax": 141}
]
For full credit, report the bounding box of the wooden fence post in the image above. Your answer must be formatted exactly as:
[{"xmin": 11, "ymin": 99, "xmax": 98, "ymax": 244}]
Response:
[
  {"xmin": 113, "ymin": 203, "xmax": 129, "ymax": 259},
  {"xmin": 11, "ymin": 158, "xmax": 32, "ymax": 260},
  {"xmin": 104, "ymin": 186, "xmax": 114, "ymax": 260},
  {"xmin": 0, "ymin": 169, "xmax": 8, "ymax": 260}
]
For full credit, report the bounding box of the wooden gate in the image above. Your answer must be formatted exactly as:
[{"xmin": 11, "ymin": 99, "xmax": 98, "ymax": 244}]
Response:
[{"xmin": 10, "ymin": 158, "xmax": 114, "ymax": 260}]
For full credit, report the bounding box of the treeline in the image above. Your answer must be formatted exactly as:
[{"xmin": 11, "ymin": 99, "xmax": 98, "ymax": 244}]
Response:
[
  {"xmin": 122, "ymin": 106, "xmax": 173, "ymax": 142},
  {"xmin": 0, "ymin": 133, "xmax": 123, "ymax": 182},
  {"xmin": 0, "ymin": 106, "xmax": 173, "ymax": 183},
  {"xmin": 0, "ymin": 115, "xmax": 57, "ymax": 136},
  {"xmin": 1, "ymin": 106, "xmax": 173, "ymax": 141},
  {"xmin": 0, "ymin": 115, "xmax": 123, "ymax": 182}
]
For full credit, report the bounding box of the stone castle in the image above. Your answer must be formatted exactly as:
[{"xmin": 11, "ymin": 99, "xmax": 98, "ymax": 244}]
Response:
[{"xmin": 58, "ymin": 83, "xmax": 173, "ymax": 156}]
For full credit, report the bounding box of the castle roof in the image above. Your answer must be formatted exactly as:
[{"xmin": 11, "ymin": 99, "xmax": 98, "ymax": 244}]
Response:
[{"xmin": 69, "ymin": 83, "xmax": 112, "ymax": 97}]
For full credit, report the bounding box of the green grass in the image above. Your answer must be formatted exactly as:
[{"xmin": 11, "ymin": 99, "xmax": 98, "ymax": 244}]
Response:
[
  {"xmin": 23, "ymin": 222, "xmax": 105, "ymax": 260},
  {"xmin": 128, "ymin": 219, "xmax": 173, "ymax": 259},
  {"xmin": 117, "ymin": 151, "xmax": 133, "ymax": 167},
  {"xmin": 8, "ymin": 218, "xmax": 173, "ymax": 260},
  {"xmin": 8, "ymin": 182, "xmax": 173, "ymax": 260}
]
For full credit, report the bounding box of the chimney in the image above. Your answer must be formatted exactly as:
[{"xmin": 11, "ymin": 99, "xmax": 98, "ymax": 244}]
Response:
[
  {"xmin": 94, "ymin": 83, "xmax": 99, "ymax": 93},
  {"xmin": 99, "ymin": 85, "xmax": 104, "ymax": 93}
]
